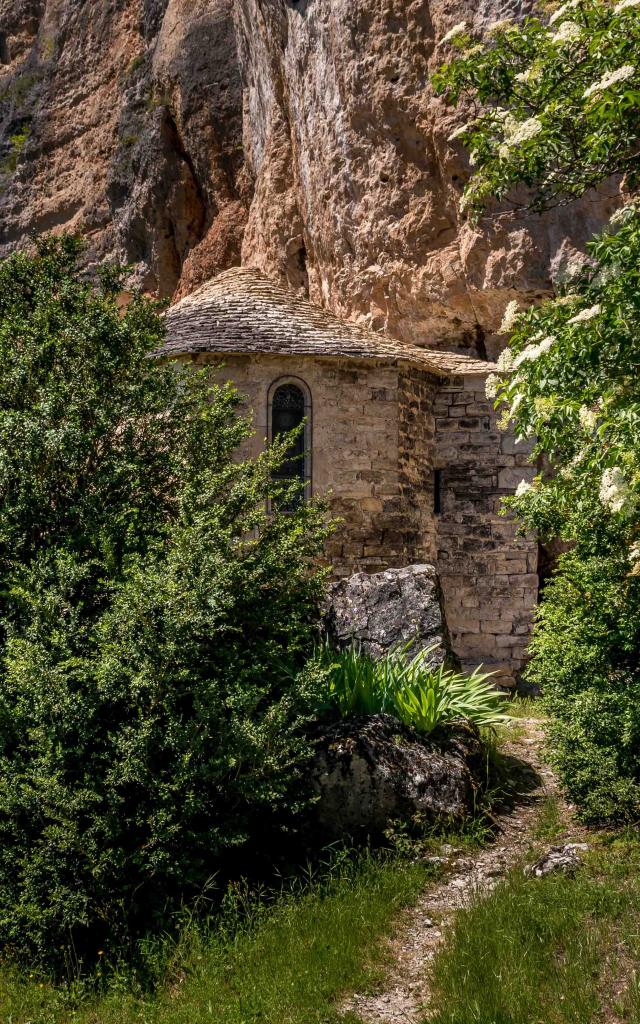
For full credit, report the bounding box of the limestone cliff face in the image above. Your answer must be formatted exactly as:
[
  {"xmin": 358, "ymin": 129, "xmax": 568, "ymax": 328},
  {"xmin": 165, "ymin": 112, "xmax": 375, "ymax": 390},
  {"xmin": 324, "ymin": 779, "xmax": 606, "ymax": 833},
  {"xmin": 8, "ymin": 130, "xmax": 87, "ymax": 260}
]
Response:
[{"xmin": 0, "ymin": 0, "xmax": 617, "ymax": 353}]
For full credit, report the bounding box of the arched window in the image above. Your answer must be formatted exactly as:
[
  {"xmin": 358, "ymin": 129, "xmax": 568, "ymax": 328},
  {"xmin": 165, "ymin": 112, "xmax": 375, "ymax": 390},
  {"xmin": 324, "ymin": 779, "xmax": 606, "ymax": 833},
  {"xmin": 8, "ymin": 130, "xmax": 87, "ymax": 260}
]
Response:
[{"xmin": 268, "ymin": 377, "xmax": 311, "ymax": 507}]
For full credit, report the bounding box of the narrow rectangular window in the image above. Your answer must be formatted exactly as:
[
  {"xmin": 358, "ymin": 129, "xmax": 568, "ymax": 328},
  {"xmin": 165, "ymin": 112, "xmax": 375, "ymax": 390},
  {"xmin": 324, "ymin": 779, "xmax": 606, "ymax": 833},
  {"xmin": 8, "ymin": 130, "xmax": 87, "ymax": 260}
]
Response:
[{"xmin": 434, "ymin": 468, "xmax": 442, "ymax": 515}]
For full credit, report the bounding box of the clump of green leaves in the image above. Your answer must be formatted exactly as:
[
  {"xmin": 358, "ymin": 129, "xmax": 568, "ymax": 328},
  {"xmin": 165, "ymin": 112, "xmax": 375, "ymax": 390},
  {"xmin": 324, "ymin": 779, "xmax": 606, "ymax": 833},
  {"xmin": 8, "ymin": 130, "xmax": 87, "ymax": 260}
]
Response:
[
  {"xmin": 318, "ymin": 644, "xmax": 509, "ymax": 734},
  {"xmin": 0, "ymin": 236, "xmax": 330, "ymax": 968},
  {"xmin": 433, "ymin": 0, "xmax": 640, "ymax": 823},
  {"xmin": 433, "ymin": 0, "xmax": 640, "ymax": 213},
  {"xmin": 0, "ymin": 123, "xmax": 29, "ymax": 176}
]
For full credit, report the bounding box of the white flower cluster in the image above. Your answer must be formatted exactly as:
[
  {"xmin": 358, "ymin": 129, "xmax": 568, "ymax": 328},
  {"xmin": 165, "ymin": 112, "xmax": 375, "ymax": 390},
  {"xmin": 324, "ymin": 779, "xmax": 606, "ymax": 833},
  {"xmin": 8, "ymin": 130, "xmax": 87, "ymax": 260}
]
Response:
[
  {"xmin": 515, "ymin": 478, "xmax": 533, "ymax": 497},
  {"xmin": 515, "ymin": 66, "xmax": 539, "ymax": 84},
  {"xmin": 609, "ymin": 201, "xmax": 639, "ymax": 228},
  {"xmin": 567, "ymin": 303, "xmax": 601, "ymax": 325},
  {"xmin": 615, "ymin": 0, "xmax": 640, "ymax": 13},
  {"xmin": 599, "ymin": 466, "xmax": 630, "ymax": 513},
  {"xmin": 549, "ymin": 0, "xmax": 580, "ymax": 25},
  {"xmin": 551, "ymin": 20, "xmax": 582, "ymax": 43},
  {"xmin": 629, "ymin": 540, "xmax": 640, "ymax": 562},
  {"xmin": 584, "ymin": 66, "xmax": 635, "ymax": 99},
  {"xmin": 499, "ymin": 299, "xmax": 521, "ymax": 334},
  {"xmin": 509, "ymin": 393, "xmax": 524, "ymax": 417},
  {"xmin": 553, "ymin": 254, "xmax": 590, "ymax": 287},
  {"xmin": 513, "ymin": 335, "xmax": 555, "ymax": 366},
  {"xmin": 440, "ymin": 20, "xmax": 468, "ymax": 44},
  {"xmin": 486, "ymin": 18, "xmax": 514, "ymax": 34},
  {"xmin": 508, "ymin": 116, "xmax": 543, "ymax": 146},
  {"xmin": 447, "ymin": 121, "xmax": 473, "ymax": 142},
  {"xmin": 496, "ymin": 347, "xmax": 515, "ymax": 371},
  {"xmin": 592, "ymin": 265, "xmax": 618, "ymax": 287},
  {"xmin": 578, "ymin": 405, "xmax": 598, "ymax": 430},
  {"xmin": 485, "ymin": 372, "xmax": 502, "ymax": 399}
]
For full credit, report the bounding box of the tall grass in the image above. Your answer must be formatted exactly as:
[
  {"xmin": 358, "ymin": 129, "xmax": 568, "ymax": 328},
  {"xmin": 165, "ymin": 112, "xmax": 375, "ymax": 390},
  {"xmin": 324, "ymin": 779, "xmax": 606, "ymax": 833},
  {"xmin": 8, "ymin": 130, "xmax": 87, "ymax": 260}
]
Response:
[
  {"xmin": 320, "ymin": 643, "xmax": 510, "ymax": 734},
  {"xmin": 0, "ymin": 853, "xmax": 435, "ymax": 1024},
  {"xmin": 426, "ymin": 834, "xmax": 640, "ymax": 1024}
]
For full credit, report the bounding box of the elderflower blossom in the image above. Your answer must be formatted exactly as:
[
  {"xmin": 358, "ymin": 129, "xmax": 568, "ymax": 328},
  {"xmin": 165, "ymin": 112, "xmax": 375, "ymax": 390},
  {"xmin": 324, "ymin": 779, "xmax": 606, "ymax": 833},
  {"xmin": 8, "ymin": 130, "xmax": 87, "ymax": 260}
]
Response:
[
  {"xmin": 549, "ymin": 0, "xmax": 580, "ymax": 25},
  {"xmin": 614, "ymin": 0, "xmax": 640, "ymax": 13},
  {"xmin": 515, "ymin": 478, "xmax": 533, "ymax": 497},
  {"xmin": 510, "ymin": 393, "xmax": 524, "ymax": 417},
  {"xmin": 498, "ymin": 143, "xmax": 511, "ymax": 160},
  {"xmin": 499, "ymin": 300, "xmax": 521, "ymax": 334},
  {"xmin": 551, "ymin": 20, "xmax": 582, "ymax": 43},
  {"xmin": 609, "ymin": 201, "xmax": 639, "ymax": 228},
  {"xmin": 504, "ymin": 117, "xmax": 543, "ymax": 148},
  {"xmin": 511, "ymin": 117, "xmax": 543, "ymax": 144},
  {"xmin": 515, "ymin": 66, "xmax": 539, "ymax": 84},
  {"xmin": 486, "ymin": 18, "xmax": 514, "ymax": 34},
  {"xmin": 534, "ymin": 396, "xmax": 556, "ymax": 417},
  {"xmin": 513, "ymin": 344, "xmax": 540, "ymax": 367},
  {"xmin": 599, "ymin": 466, "xmax": 630, "ymax": 513},
  {"xmin": 513, "ymin": 336, "xmax": 555, "ymax": 367},
  {"xmin": 447, "ymin": 121, "xmax": 473, "ymax": 142},
  {"xmin": 568, "ymin": 303, "xmax": 601, "ymax": 325},
  {"xmin": 553, "ymin": 254, "xmax": 590, "ymax": 286},
  {"xmin": 440, "ymin": 21, "xmax": 468, "ymax": 44},
  {"xmin": 578, "ymin": 405, "xmax": 598, "ymax": 430},
  {"xmin": 496, "ymin": 347, "xmax": 515, "ymax": 371},
  {"xmin": 554, "ymin": 293, "xmax": 579, "ymax": 306},
  {"xmin": 485, "ymin": 372, "xmax": 501, "ymax": 399},
  {"xmin": 583, "ymin": 65, "xmax": 635, "ymax": 99}
]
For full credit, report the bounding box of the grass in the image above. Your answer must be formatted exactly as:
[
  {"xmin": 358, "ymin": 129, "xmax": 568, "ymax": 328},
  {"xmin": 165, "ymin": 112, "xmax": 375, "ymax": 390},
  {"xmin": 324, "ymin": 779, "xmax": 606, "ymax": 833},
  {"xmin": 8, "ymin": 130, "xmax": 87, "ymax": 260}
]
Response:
[
  {"xmin": 425, "ymin": 832, "xmax": 640, "ymax": 1024},
  {"xmin": 0, "ymin": 853, "xmax": 436, "ymax": 1024},
  {"xmin": 530, "ymin": 793, "xmax": 565, "ymax": 841}
]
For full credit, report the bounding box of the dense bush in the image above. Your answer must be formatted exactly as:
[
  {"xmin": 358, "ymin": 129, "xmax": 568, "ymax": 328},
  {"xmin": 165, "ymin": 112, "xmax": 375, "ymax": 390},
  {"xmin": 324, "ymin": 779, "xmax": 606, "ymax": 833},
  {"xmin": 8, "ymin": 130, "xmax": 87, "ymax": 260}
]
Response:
[
  {"xmin": 0, "ymin": 237, "xmax": 330, "ymax": 966},
  {"xmin": 319, "ymin": 644, "xmax": 508, "ymax": 734},
  {"xmin": 527, "ymin": 550, "xmax": 640, "ymax": 822},
  {"xmin": 434, "ymin": 0, "xmax": 640, "ymax": 822}
]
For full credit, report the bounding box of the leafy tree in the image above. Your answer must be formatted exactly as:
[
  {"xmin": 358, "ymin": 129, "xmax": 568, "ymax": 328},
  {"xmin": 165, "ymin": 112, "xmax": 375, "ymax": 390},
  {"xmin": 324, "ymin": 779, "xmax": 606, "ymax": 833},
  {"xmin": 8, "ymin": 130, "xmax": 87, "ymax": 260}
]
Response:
[
  {"xmin": 0, "ymin": 236, "xmax": 330, "ymax": 965},
  {"xmin": 434, "ymin": 0, "xmax": 640, "ymax": 822}
]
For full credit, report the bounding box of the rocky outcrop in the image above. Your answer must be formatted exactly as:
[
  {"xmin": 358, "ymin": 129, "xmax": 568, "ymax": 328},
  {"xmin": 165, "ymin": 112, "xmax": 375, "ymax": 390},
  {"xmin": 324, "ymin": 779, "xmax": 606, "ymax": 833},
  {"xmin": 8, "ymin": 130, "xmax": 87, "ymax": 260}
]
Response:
[
  {"xmin": 525, "ymin": 843, "xmax": 589, "ymax": 878},
  {"xmin": 312, "ymin": 713, "xmax": 484, "ymax": 840},
  {"xmin": 325, "ymin": 563, "xmax": 452, "ymax": 664},
  {"xmin": 0, "ymin": 0, "xmax": 618, "ymax": 349}
]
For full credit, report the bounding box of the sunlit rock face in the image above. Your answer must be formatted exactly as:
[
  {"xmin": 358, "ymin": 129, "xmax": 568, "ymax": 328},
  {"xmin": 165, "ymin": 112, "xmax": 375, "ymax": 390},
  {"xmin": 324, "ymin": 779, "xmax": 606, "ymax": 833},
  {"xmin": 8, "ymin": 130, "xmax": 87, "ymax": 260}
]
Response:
[{"xmin": 0, "ymin": 0, "xmax": 617, "ymax": 351}]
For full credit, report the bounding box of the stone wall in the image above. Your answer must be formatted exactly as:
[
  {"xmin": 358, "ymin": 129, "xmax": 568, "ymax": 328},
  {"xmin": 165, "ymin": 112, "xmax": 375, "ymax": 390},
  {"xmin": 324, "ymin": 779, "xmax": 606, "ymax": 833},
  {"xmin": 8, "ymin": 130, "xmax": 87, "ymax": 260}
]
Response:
[
  {"xmin": 434, "ymin": 374, "xmax": 538, "ymax": 687},
  {"xmin": 195, "ymin": 352, "xmax": 439, "ymax": 577}
]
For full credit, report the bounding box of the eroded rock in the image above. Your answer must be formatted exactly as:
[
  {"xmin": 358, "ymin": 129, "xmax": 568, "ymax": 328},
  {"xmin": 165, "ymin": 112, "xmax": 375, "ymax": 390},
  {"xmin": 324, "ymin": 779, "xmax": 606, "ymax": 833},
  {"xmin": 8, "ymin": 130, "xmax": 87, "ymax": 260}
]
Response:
[
  {"xmin": 325, "ymin": 563, "xmax": 452, "ymax": 664},
  {"xmin": 0, "ymin": 0, "xmax": 618, "ymax": 342},
  {"xmin": 312, "ymin": 713, "xmax": 484, "ymax": 840}
]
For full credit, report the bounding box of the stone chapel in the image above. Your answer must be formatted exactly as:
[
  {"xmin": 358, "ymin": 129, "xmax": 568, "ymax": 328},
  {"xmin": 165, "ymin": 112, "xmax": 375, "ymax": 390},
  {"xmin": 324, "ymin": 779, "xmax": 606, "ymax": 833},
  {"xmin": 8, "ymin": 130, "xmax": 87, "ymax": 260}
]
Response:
[{"xmin": 162, "ymin": 267, "xmax": 538, "ymax": 687}]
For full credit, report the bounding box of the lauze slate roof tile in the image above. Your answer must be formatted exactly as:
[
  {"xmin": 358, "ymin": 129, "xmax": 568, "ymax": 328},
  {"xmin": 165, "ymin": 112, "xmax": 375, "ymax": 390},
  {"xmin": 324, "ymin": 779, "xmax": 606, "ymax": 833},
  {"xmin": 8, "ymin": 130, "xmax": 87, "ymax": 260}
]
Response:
[{"xmin": 161, "ymin": 267, "xmax": 495, "ymax": 378}]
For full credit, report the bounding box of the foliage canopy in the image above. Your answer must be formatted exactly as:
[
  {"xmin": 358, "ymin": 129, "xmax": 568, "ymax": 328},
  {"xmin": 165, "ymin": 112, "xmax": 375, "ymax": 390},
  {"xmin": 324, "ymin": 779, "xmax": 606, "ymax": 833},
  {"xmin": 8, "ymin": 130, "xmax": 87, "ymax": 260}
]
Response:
[
  {"xmin": 0, "ymin": 236, "xmax": 330, "ymax": 965},
  {"xmin": 434, "ymin": 0, "xmax": 640, "ymax": 821}
]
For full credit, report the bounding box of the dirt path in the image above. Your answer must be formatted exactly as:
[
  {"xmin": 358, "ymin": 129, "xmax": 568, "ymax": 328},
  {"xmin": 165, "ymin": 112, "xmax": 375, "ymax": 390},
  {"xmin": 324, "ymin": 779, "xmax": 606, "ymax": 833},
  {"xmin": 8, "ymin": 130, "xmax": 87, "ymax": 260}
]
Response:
[{"xmin": 344, "ymin": 716, "xmax": 583, "ymax": 1024}]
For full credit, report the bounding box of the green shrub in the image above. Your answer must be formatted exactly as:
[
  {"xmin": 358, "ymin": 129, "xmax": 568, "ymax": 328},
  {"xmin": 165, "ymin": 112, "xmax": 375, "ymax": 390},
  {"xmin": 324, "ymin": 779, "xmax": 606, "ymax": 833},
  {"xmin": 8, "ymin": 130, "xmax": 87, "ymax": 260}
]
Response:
[
  {"xmin": 432, "ymin": 0, "xmax": 640, "ymax": 826},
  {"xmin": 0, "ymin": 236, "xmax": 330, "ymax": 968},
  {"xmin": 527, "ymin": 551, "xmax": 640, "ymax": 823},
  {"xmin": 319, "ymin": 644, "xmax": 509, "ymax": 734}
]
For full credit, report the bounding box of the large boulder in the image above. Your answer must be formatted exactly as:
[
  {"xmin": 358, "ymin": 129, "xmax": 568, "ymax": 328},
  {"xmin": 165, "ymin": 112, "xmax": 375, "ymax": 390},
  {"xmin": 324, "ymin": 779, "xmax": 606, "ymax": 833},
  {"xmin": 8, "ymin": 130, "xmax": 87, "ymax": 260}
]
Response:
[
  {"xmin": 324, "ymin": 563, "xmax": 453, "ymax": 664},
  {"xmin": 312, "ymin": 714, "xmax": 484, "ymax": 840}
]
